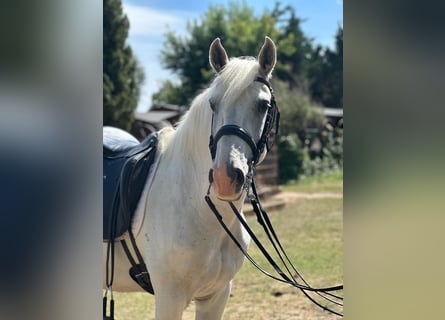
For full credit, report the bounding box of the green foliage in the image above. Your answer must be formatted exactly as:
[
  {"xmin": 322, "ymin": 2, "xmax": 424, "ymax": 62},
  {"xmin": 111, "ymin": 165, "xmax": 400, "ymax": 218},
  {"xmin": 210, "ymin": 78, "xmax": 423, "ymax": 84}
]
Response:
[
  {"xmin": 281, "ymin": 170, "xmax": 343, "ymax": 193},
  {"xmin": 274, "ymin": 77, "xmax": 325, "ymax": 183},
  {"xmin": 278, "ymin": 130, "xmax": 343, "ymax": 183},
  {"xmin": 307, "ymin": 26, "xmax": 343, "ymax": 108},
  {"xmin": 154, "ymin": 1, "xmax": 342, "ymax": 111},
  {"xmin": 271, "ymin": 3, "xmax": 314, "ymax": 88},
  {"xmin": 278, "ymin": 134, "xmax": 304, "ymax": 183},
  {"xmin": 154, "ymin": 1, "xmax": 312, "ymax": 106},
  {"xmin": 151, "ymin": 80, "xmax": 186, "ymax": 106},
  {"xmin": 103, "ymin": 0, "xmax": 145, "ymax": 130},
  {"xmin": 272, "ymin": 79, "xmax": 324, "ymax": 138},
  {"xmin": 301, "ymin": 128, "xmax": 343, "ymax": 179},
  {"xmin": 302, "ymin": 153, "xmax": 337, "ymax": 177},
  {"xmin": 324, "ymin": 128, "xmax": 343, "ymax": 167}
]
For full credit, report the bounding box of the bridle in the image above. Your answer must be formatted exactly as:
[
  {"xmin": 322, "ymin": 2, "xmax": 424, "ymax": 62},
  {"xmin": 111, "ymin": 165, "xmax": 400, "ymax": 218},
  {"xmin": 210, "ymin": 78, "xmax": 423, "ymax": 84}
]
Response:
[
  {"xmin": 208, "ymin": 76, "xmax": 280, "ymax": 167},
  {"xmin": 205, "ymin": 76, "xmax": 344, "ymax": 316}
]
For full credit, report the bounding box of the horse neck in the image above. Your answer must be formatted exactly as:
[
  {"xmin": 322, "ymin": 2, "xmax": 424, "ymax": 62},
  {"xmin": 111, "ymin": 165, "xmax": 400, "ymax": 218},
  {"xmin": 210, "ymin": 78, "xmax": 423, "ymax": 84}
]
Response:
[
  {"xmin": 162, "ymin": 90, "xmax": 246, "ymax": 221},
  {"xmin": 166, "ymin": 91, "xmax": 213, "ymax": 173}
]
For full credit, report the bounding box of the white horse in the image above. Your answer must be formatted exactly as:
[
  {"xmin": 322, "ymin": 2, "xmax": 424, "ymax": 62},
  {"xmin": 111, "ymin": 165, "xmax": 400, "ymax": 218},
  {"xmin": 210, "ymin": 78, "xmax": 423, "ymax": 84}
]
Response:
[{"xmin": 104, "ymin": 36, "xmax": 277, "ymax": 320}]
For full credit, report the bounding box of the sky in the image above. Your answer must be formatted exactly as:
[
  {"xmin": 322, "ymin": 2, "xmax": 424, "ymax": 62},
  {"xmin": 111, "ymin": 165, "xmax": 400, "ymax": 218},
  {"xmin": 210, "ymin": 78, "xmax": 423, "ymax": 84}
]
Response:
[{"xmin": 122, "ymin": 0, "xmax": 343, "ymax": 112}]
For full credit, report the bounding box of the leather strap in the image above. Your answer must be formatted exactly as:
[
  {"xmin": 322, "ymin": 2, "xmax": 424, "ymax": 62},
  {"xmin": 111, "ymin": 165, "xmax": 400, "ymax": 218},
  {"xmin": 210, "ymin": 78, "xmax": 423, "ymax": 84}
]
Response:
[
  {"xmin": 120, "ymin": 229, "xmax": 154, "ymax": 294},
  {"xmin": 204, "ymin": 179, "xmax": 343, "ymax": 316},
  {"xmin": 208, "ymin": 77, "xmax": 279, "ymax": 165},
  {"xmin": 211, "ymin": 125, "xmax": 259, "ymax": 162}
]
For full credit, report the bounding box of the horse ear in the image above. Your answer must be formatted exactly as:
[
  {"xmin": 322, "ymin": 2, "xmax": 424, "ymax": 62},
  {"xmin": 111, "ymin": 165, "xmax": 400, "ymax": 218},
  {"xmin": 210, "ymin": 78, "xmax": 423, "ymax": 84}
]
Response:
[
  {"xmin": 209, "ymin": 38, "xmax": 229, "ymax": 73},
  {"xmin": 258, "ymin": 36, "xmax": 276, "ymax": 76}
]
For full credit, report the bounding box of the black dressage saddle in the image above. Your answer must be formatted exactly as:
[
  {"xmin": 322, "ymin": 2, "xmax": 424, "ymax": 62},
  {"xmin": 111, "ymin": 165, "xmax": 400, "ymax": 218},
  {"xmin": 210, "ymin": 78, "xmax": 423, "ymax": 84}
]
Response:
[{"xmin": 103, "ymin": 127, "xmax": 158, "ymax": 240}]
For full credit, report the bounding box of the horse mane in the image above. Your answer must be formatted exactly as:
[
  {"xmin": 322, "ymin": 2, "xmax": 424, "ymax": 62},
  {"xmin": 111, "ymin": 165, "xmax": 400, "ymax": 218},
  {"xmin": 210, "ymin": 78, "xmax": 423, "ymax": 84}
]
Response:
[{"xmin": 168, "ymin": 57, "xmax": 261, "ymax": 158}]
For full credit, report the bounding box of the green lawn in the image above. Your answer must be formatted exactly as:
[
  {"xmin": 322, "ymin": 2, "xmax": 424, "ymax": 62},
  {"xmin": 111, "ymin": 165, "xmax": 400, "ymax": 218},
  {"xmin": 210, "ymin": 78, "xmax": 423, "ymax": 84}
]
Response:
[
  {"xmin": 281, "ymin": 171, "xmax": 343, "ymax": 194},
  {"xmin": 112, "ymin": 177, "xmax": 343, "ymax": 319}
]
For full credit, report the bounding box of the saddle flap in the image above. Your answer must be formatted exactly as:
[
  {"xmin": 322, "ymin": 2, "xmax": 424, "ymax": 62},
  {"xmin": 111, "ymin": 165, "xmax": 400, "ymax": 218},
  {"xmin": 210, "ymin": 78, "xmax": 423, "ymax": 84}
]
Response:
[
  {"xmin": 103, "ymin": 127, "xmax": 158, "ymax": 240},
  {"xmin": 120, "ymin": 145, "xmax": 157, "ymax": 215}
]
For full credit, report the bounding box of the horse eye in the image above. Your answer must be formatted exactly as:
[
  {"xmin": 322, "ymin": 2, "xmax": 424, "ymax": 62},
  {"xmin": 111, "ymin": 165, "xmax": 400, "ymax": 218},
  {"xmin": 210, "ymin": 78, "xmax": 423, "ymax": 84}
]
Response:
[{"xmin": 258, "ymin": 100, "xmax": 270, "ymax": 113}]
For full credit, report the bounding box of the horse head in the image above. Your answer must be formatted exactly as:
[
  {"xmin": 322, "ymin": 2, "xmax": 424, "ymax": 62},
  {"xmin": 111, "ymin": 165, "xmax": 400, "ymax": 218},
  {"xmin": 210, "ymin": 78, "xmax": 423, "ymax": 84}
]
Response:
[{"xmin": 208, "ymin": 37, "xmax": 278, "ymax": 201}]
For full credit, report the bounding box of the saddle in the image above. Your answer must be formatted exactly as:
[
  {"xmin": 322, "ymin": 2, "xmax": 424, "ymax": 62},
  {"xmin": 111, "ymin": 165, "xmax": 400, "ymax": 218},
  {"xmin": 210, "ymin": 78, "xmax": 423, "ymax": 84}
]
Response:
[
  {"xmin": 103, "ymin": 126, "xmax": 158, "ymax": 240},
  {"xmin": 103, "ymin": 127, "xmax": 156, "ymax": 320}
]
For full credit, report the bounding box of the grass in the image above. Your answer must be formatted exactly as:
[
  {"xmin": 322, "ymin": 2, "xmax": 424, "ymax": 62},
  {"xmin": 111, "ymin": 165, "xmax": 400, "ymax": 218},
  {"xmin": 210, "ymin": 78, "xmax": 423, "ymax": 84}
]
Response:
[
  {"xmin": 281, "ymin": 170, "xmax": 343, "ymax": 194},
  {"xmin": 112, "ymin": 177, "xmax": 343, "ymax": 319}
]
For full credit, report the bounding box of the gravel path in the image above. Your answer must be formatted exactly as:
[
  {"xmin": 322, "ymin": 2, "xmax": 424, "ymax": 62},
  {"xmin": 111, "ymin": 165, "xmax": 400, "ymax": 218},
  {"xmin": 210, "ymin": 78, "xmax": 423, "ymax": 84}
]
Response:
[{"xmin": 275, "ymin": 191, "xmax": 343, "ymax": 202}]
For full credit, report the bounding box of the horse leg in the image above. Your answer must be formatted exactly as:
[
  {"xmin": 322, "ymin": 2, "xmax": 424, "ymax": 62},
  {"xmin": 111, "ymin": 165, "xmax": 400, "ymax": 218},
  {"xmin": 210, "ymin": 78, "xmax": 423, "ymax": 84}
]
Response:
[
  {"xmin": 194, "ymin": 282, "xmax": 232, "ymax": 320},
  {"xmin": 154, "ymin": 285, "xmax": 189, "ymax": 320}
]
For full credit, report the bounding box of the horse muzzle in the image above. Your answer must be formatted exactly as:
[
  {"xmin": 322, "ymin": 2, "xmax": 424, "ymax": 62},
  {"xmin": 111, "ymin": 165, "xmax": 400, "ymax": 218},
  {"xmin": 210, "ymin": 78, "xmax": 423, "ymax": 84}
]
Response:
[{"xmin": 209, "ymin": 165, "xmax": 245, "ymax": 201}]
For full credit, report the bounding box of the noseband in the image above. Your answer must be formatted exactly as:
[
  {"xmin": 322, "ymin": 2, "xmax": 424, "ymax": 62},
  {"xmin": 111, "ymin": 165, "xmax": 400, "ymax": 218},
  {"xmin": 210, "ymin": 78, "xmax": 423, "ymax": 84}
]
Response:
[{"xmin": 208, "ymin": 77, "xmax": 280, "ymax": 166}]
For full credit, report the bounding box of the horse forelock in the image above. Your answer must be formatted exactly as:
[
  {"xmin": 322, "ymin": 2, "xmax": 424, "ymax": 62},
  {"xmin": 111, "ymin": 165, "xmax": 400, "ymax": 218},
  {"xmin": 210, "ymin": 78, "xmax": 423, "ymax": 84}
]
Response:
[{"xmin": 212, "ymin": 57, "xmax": 261, "ymax": 108}]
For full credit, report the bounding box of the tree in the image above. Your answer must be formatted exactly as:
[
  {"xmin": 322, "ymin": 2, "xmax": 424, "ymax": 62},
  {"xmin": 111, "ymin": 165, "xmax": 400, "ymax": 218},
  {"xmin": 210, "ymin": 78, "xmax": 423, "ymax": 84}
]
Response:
[
  {"xmin": 308, "ymin": 26, "xmax": 343, "ymax": 108},
  {"xmin": 155, "ymin": 1, "xmax": 314, "ymax": 106},
  {"xmin": 154, "ymin": 2, "xmax": 274, "ymax": 106},
  {"xmin": 272, "ymin": 79, "xmax": 324, "ymax": 139},
  {"xmin": 103, "ymin": 0, "xmax": 144, "ymax": 130},
  {"xmin": 271, "ymin": 3, "xmax": 314, "ymax": 89},
  {"xmin": 154, "ymin": 1, "xmax": 316, "ymax": 107}
]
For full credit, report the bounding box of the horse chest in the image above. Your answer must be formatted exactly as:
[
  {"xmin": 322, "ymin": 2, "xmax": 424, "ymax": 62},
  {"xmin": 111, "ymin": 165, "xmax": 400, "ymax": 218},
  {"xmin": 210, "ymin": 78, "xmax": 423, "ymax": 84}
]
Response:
[
  {"xmin": 187, "ymin": 233, "xmax": 247, "ymax": 297},
  {"xmin": 152, "ymin": 214, "xmax": 247, "ymax": 291}
]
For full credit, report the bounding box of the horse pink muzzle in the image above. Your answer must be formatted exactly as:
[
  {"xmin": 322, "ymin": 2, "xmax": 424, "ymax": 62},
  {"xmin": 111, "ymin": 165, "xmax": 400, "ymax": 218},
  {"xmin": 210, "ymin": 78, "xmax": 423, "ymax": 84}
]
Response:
[{"xmin": 212, "ymin": 165, "xmax": 245, "ymax": 201}]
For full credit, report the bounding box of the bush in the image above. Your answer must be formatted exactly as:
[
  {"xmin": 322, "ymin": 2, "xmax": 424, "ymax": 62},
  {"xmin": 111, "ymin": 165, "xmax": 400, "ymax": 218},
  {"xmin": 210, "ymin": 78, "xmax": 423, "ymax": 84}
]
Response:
[
  {"xmin": 327, "ymin": 129, "xmax": 343, "ymax": 167},
  {"xmin": 272, "ymin": 79, "xmax": 325, "ymax": 138},
  {"xmin": 273, "ymin": 78, "xmax": 343, "ymax": 182},
  {"xmin": 301, "ymin": 128, "xmax": 343, "ymax": 179},
  {"xmin": 278, "ymin": 129, "xmax": 343, "ymax": 182},
  {"xmin": 278, "ymin": 134, "xmax": 304, "ymax": 183}
]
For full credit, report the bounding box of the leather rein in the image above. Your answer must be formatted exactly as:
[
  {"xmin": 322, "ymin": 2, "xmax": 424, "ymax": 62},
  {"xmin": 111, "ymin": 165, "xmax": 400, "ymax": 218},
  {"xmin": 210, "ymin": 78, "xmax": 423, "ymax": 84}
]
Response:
[{"xmin": 205, "ymin": 77, "xmax": 344, "ymax": 317}]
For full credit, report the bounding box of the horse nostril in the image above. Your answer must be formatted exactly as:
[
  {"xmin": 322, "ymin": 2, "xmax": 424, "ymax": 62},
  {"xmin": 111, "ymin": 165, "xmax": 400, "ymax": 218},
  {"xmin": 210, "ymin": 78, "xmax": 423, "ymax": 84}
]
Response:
[{"xmin": 234, "ymin": 168, "xmax": 245, "ymax": 188}]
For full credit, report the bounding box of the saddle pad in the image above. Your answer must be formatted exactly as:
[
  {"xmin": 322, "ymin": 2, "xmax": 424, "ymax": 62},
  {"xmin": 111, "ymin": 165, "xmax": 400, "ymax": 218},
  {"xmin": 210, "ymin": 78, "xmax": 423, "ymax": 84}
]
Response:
[{"xmin": 103, "ymin": 127, "xmax": 158, "ymax": 240}]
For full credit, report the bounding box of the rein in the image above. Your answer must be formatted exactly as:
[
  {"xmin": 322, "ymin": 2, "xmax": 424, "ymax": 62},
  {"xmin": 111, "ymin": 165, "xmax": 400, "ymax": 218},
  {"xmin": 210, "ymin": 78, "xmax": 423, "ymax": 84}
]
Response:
[
  {"xmin": 204, "ymin": 180, "xmax": 343, "ymax": 316},
  {"xmin": 205, "ymin": 77, "xmax": 344, "ymax": 317}
]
